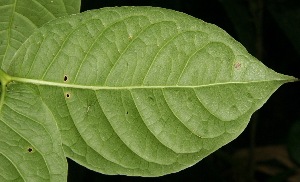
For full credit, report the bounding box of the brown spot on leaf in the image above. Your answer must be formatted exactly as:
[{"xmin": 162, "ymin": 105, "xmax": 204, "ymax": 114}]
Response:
[{"xmin": 234, "ymin": 62, "xmax": 241, "ymax": 69}]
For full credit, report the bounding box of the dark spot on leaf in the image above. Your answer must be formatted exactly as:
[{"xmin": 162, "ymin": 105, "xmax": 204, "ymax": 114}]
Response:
[
  {"xmin": 148, "ymin": 96, "xmax": 156, "ymax": 105},
  {"xmin": 126, "ymin": 111, "xmax": 129, "ymax": 114},
  {"xmin": 27, "ymin": 147, "xmax": 33, "ymax": 153},
  {"xmin": 148, "ymin": 96, "xmax": 154, "ymax": 101},
  {"xmin": 64, "ymin": 75, "xmax": 68, "ymax": 82},
  {"xmin": 66, "ymin": 93, "xmax": 70, "ymax": 98}
]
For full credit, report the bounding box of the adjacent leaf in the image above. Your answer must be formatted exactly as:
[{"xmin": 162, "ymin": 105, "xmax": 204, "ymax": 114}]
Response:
[
  {"xmin": 1, "ymin": 6, "xmax": 297, "ymax": 177},
  {"xmin": 0, "ymin": 0, "xmax": 81, "ymax": 71},
  {"xmin": 62, "ymin": 0, "xmax": 81, "ymax": 15},
  {"xmin": 0, "ymin": 77, "xmax": 68, "ymax": 181},
  {"xmin": 0, "ymin": 0, "xmax": 81, "ymax": 181}
]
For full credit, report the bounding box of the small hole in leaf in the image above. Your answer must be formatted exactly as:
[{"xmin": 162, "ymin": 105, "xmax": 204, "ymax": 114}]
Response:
[
  {"xmin": 65, "ymin": 93, "xmax": 70, "ymax": 98},
  {"xmin": 64, "ymin": 75, "xmax": 68, "ymax": 82},
  {"xmin": 27, "ymin": 147, "xmax": 33, "ymax": 153}
]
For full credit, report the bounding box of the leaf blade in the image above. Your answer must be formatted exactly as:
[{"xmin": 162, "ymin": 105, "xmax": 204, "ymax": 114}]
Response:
[
  {"xmin": 0, "ymin": 83, "xmax": 67, "ymax": 181},
  {"xmin": 0, "ymin": 0, "xmax": 81, "ymax": 181},
  {"xmin": 0, "ymin": 0, "xmax": 81, "ymax": 71},
  {"xmin": 5, "ymin": 6, "xmax": 298, "ymax": 177}
]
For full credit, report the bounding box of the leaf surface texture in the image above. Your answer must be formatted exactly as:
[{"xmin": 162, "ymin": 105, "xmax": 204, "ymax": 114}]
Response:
[
  {"xmin": 1, "ymin": 7, "xmax": 296, "ymax": 178},
  {"xmin": 0, "ymin": 0, "xmax": 81, "ymax": 181}
]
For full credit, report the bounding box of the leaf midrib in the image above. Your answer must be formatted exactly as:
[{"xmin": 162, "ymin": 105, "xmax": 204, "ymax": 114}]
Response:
[{"xmin": 10, "ymin": 76, "xmax": 294, "ymax": 90}]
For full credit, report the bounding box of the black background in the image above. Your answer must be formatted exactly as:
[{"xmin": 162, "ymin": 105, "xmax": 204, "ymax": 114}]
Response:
[{"xmin": 67, "ymin": 0, "xmax": 300, "ymax": 181}]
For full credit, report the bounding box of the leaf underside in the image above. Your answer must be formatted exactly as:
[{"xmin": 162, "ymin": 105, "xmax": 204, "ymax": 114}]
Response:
[
  {"xmin": 0, "ymin": 0, "xmax": 81, "ymax": 71},
  {"xmin": 0, "ymin": 6, "xmax": 296, "ymax": 179},
  {"xmin": 0, "ymin": 0, "xmax": 81, "ymax": 181}
]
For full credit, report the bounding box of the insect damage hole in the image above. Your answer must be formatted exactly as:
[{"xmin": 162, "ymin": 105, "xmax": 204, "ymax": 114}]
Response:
[
  {"xmin": 63, "ymin": 75, "xmax": 68, "ymax": 82},
  {"xmin": 27, "ymin": 147, "xmax": 33, "ymax": 153},
  {"xmin": 65, "ymin": 92, "xmax": 70, "ymax": 98}
]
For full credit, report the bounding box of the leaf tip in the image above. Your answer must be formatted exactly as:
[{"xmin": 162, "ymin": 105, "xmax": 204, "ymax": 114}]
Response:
[{"xmin": 286, "ymin": 75, "xmax": 299, "ymax": 83}]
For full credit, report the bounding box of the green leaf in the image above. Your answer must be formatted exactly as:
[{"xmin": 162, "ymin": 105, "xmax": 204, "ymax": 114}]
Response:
[
  {"xmin": 0, "ymin": 0, "xmax": 81, "ymax": 71},
  {"xmin": 0, "ymin": 0, "xmax": 81, "ymax": 181},
  {"xmin": 62, "ymin": 0, "xmax": 81, "ymax": 15},
  {"xmin": 0, "ymin": 81, "xmax": 68, "ymax": 181},
  {"xmin": 1, "ymin": 6, "xmax": 297, "ymax": 178}
]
